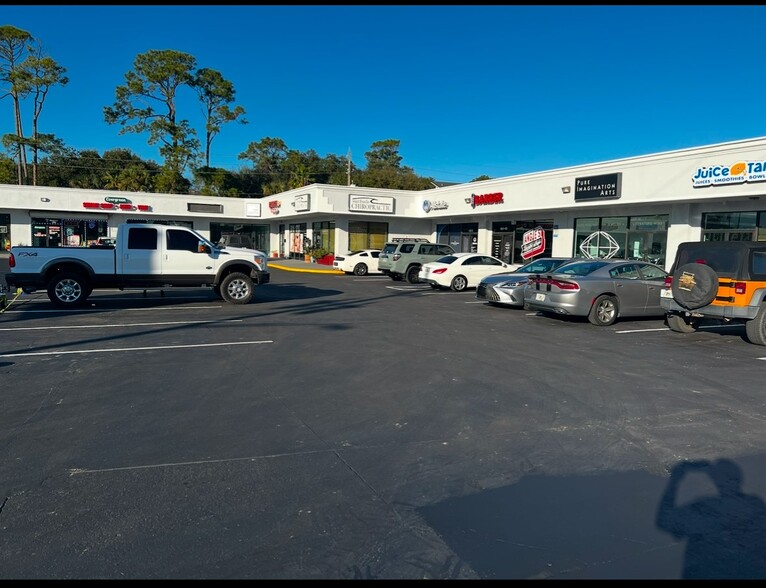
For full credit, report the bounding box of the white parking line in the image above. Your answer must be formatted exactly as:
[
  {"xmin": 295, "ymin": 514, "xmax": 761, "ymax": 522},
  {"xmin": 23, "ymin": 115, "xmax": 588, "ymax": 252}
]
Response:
[
  {"xmin": 615, "ymin": 327, "xmax": 669, "ymax": 333},
  {"xmin": 1, "ymin": 306, "xmax": 224, "ymax": 313},
  {"xmin": 0, "ymin": 319, "xmax": 243, "ymax": 331},
  {"xmin": 0, "ymin": 340, "xmax": 273, "ymax": 358},
  {"xmin": 616, "ymin": 323, "xmax": 743, "ymax": 334},
  {"xmin": 386, "ymin": 285, "xmax": 429, "ymax": 291}
]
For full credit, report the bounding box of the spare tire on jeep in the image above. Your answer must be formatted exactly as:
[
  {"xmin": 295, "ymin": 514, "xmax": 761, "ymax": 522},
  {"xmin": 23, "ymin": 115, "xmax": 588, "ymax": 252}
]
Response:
[{"xmin": 671, "ymin": 262, "xmax": 719, "ymax": 310}]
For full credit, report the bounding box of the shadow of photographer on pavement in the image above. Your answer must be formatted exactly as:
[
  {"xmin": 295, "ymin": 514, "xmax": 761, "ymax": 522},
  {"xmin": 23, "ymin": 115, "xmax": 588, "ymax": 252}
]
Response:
[{"xmin": 656, "ymin": 458, "xmax": 766, "ymax": 579}]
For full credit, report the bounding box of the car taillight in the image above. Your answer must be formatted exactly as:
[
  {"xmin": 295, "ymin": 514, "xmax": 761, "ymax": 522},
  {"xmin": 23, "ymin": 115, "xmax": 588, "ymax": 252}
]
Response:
[
  {"xmin": 9, "ymin": 253, "xmax": 15, "ymax": 268},
  {"xmin": 663, "ymin": 276, "xmax": 673, "ymax": 287},
  {"xmin": 530, "ymin": 276, "xmax": 579, "ymax": 291},
  {"xmin": 735, "ymin": 282, "xmax": 746, "ymax": 295},
  {"xmin": 553, "ymin": 279, "xmax": 579, "ymax": 291},
  {"xmin": 433, "ymin": 268, "xmax": 447, "ymax": 274}
]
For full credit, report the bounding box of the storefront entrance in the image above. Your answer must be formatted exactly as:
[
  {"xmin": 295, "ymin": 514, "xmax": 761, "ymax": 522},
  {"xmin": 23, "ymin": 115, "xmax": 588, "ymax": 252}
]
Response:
[
  {"xmin": 288, "ymin": 223, "xmax": 308, "ymax": 260},
  {"xmin": 492, "ymin": 220, "xmax": 554, "ymax": 265}
]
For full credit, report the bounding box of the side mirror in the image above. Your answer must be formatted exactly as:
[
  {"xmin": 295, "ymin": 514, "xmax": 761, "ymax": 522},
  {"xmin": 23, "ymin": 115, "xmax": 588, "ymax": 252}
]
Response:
[{"xmin": 198, "ymin": 242, "xmax": 210, "ymax": 254}]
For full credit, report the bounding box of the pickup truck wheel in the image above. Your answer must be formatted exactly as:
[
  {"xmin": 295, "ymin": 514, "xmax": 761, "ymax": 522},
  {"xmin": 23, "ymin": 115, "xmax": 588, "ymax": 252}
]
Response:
[
  {"xmin": 671, "ymin": 262, "xmax": 719, "ymax": 310},
  {"xmin": 47, "ymin": 272, "xmax": 89, "ymax": 307},
  {"xmin": 406, "ymin": 266, "xmax": 420, "ymax": 284},
  {"xmin": 220, "ymin": 272, "xmax": 254, "ymax": 304},
  {"xmin": 666, "ymin": 313, "xmax": 700, "ymax": 333},
  {"xmin": 745, "ymin": 303, "xmax": 766, "ymax": 345}
]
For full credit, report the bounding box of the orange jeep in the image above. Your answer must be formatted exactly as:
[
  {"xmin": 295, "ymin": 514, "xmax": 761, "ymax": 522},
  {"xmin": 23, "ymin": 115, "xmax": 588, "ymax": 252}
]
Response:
[{"xmin": 660, "ymin": 241, "xmax": 766, "ymax": 345}]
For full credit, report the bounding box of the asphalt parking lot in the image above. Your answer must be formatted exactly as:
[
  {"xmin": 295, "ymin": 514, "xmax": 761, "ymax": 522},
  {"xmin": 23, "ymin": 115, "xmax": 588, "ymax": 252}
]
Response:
[{"xmin": 2, "ymin": 260, "xmax": 766, "ymax": 579}]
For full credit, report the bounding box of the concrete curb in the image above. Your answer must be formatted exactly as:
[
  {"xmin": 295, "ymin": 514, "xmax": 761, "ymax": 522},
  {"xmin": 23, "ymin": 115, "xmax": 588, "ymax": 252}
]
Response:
[{"xmin": 270, "ymin": 263, "xmax": 344, "ymax": 275}]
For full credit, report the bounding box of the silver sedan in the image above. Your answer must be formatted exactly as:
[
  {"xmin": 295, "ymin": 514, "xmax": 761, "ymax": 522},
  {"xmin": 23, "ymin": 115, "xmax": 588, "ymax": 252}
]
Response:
[
  {"xmin": 476, "ymin": 257, "xmax": 575, "ymax": 307},
  {"xmin": 523, "ymin": 259, "xmax": 669, "ymax": 326}
]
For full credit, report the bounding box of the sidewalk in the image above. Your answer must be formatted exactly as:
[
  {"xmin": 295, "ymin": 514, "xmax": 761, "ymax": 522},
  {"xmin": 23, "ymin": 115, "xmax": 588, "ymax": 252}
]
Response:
[{"xmin": 268, "ymin": 257, "xmax": 344, "ymax": 274}]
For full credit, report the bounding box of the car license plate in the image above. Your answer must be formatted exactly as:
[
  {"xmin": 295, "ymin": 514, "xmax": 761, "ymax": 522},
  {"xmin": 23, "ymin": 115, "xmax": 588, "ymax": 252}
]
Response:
[
  {"xmin": 535, "ymin": 293, "xmax": 545, "ymax": 301},
  {"xmin": 660, "ymin": 289, "xmax": 673, "ymax": 298}
]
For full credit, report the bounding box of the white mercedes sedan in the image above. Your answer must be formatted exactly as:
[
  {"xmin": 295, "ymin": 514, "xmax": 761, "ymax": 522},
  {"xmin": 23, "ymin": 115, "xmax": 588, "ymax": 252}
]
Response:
[
  {"xmin": 418, "ymin": 252, "xmax": 510, "ymax": 291},
  {"xmin": 332, "ymin": 249, "xmax": 382, "ymax": 276}
]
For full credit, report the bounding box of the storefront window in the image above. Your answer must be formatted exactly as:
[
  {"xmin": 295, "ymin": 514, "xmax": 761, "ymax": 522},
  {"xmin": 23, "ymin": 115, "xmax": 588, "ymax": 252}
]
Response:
[
  {"xmin": 513, "ymin": 220, "xmax": 553, "ymax": 263},
  {"xmin": 628, "ymin": 215, "xmax": 668, "ymax": 265},
  {"xmin": 574, "ymin": 215, "xmax": 668, "ymax": 265},
  {"xmin": 0, "ymin": 213, "xmax": 10, "ymax": 251},
  {"xmin": 703, "ymin": 211, "xmax": 759, "ymax": 242},
  {"xmin": 574, "ymin": 217, "xmax": 601, "ymax": 258},
  {"xmin": 312, "ymin": 221, "xmax": 336, "ymax": 253},
  {"xmin": 436, "ymin": 223, "xmax": 479, "ymax": 253},
  {"xmin": 210, "ymin": 222, "xmax": 269, "ymax": 251},
  {"xmin": 31, "ymin": 217, "xmax": 108, "ymax": 247},
  {"xmin": 349, "ymin": 221, "xmax": 388, "ymax": 251},
  {"xmin": 759, "ymin": 213, "xmax": 766, "ymax": 242}
]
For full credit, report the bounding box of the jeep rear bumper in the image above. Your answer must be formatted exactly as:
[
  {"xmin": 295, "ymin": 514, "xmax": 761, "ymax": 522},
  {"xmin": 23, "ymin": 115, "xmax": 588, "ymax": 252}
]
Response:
[{"xmin": 661, "ymin": 298, "xmax": 759, "ymax": 320}]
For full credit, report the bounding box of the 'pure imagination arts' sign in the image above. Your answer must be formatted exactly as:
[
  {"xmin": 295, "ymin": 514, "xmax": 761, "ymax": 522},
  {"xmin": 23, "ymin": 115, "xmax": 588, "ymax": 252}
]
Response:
[{"xmin": 574, "ymin": 173, "xmax": 622, "ymax": 201}]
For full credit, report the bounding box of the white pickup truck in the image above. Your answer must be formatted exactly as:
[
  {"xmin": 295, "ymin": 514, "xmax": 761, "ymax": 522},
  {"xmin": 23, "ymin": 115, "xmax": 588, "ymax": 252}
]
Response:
[{"xmin": 5, "ymin": 223, "xmax": 270, "ymax": 307}]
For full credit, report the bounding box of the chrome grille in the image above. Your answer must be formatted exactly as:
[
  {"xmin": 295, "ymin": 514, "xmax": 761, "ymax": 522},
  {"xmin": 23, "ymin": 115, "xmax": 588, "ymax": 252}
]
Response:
[{"xmin": 477, "ymin": 283, "xmax": 500, "ymax": 301}]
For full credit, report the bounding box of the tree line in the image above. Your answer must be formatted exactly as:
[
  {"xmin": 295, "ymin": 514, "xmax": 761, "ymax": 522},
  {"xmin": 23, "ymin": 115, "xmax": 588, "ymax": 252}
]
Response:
[{"xmin": 0, "ymin": 25, "xmax": 490, "ymax": 197}]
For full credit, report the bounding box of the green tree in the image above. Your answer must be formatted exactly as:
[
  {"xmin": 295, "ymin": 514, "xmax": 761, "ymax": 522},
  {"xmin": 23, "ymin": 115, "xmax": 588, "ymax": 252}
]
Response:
[
  {"xmin": 102, "ymin": 148, "xmax": 158, "ymax": 192},
  {"xmin": 191, "ymin": 166, "xmax": 244, "ymax": 197},
  {"xmin": 15, "ymin": 39, "xmax": 69, "ymax": 185},
  {"xmin": 103, "ymin": 165, "xmax": 154, "ymax": 192},
  {"xmin": 283, "ymin": 149, "xmax": 316, "ymax": 189},
  {"xmin": 238, "ymin": 136, "xmax": 290, "ymax": 194},
  {"xmin": 37, "ymin": 147, "xmax": 158, "ymax": 190},
  {"xmin": 238, "ymin": 136, "xmax": 288, "ymax": 173},
  {"xmin": 192, "ymin": 67, "xmax": 246, "ymax": 168},
  {"xmin": 155, "ymin": 166, "xmax": 191, "ymax": 194},
  {"xmin": 0, "ymin": 152, "xmax": 15, "ymax": 183},
  {"xmin": 364, "ymin": 139, "xmax": 403, "ymax": 170},
  {"xmin": 0, "ymin": 25, "xmax": 33, "ymax": 184},
  {"xmin": 319, "ymin": 152, "xmax": 356, "ymax": 186},
  {"xmin": 356, "ymin": 139, "xmax": 431, "ymax": 190},
  {"xmin": 104, "ymin": 49, "xmax": 200, "ymax": 185}
]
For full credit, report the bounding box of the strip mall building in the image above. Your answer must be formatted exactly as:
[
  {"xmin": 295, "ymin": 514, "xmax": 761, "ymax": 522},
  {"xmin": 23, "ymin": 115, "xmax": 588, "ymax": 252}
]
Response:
[{"xmin": 2, "ymin": 136, "xmax": 766, "ymax": 270}]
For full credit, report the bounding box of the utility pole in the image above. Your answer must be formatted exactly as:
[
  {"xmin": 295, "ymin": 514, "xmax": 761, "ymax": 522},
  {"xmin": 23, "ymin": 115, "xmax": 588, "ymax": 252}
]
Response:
[{"xmin": 347, "ymin": 148, "xmax": 352, "ymax": 186}]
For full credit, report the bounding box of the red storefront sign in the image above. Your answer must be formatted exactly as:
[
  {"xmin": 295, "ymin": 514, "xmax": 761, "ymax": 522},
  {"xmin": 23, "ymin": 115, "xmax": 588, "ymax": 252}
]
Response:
[{"xmin": 520, "ymin": 227, "xmax": 546, "ymax": 260}]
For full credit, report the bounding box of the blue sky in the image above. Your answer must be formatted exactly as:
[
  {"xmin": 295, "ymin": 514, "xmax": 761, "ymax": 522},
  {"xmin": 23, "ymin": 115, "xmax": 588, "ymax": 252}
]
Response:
[{"xmin": 3, "ymin": 5, "xmax": 766, "ymax": 183}]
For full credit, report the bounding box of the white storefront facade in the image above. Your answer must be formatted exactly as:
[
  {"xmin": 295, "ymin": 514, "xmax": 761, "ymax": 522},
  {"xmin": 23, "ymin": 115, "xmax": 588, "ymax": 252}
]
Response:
[{"xmin": 3, "ymin": 135, "xmax": 766, "ymax": 270}]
